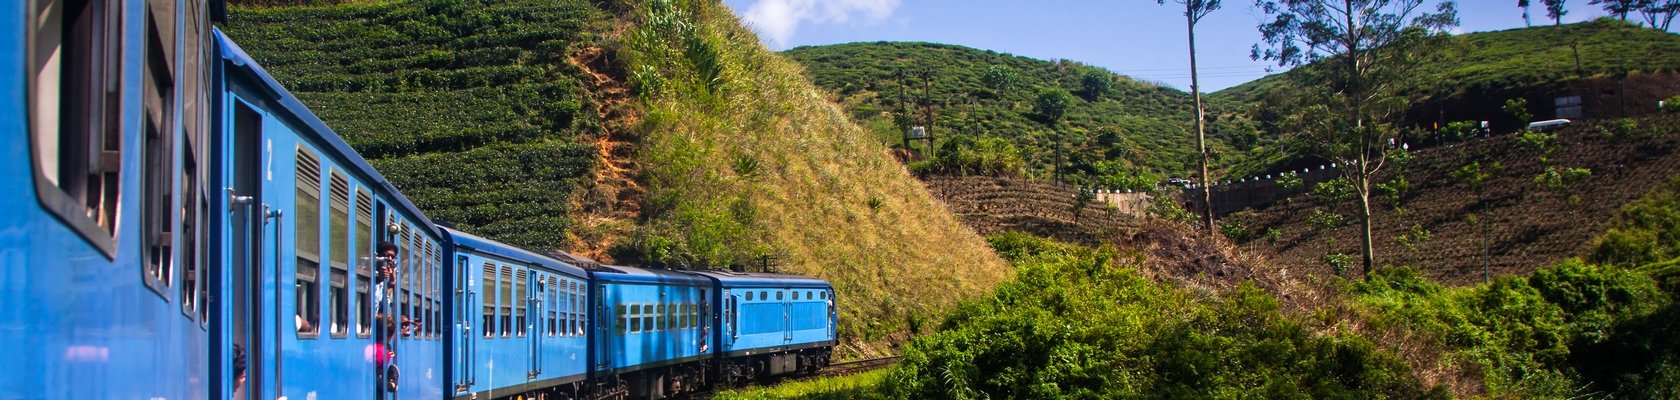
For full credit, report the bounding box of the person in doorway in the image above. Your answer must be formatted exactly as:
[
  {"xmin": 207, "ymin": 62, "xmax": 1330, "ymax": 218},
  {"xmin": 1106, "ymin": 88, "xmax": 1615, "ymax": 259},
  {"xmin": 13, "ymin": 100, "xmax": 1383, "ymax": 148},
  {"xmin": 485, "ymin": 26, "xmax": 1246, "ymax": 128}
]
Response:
[{"xmin": 232, "ymin": 344, "xmax": 247, "ymax": 399}]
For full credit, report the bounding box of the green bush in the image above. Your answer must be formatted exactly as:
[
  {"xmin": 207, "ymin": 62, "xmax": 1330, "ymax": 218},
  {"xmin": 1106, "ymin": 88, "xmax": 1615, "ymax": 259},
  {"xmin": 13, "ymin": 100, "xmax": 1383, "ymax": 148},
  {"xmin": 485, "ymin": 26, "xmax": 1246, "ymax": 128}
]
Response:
[
  {"xmin": 1351, "ymin": 260, "xmax": 1676, "ymax": 397},
  {"xmin": 882, "ymin": 235, "xmax": 1438, "ymax": 399},
  {"xmin": 1664, "ymin": 94, "xmax": 1680, "ymax": 113},
  {"xmin": 923, "ymin": 136, "xmax": 1027, "ymax": 176}
]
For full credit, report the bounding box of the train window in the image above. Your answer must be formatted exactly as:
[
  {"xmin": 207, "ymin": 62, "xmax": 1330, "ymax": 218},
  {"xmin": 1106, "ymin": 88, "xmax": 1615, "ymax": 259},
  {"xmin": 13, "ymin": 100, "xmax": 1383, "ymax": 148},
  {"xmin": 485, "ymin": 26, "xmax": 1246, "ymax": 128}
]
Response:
[
  {"xmin": 482, "ymin": 262, "xmax": 495, "ymax": 339},
  {"xmin": 180, "ymin": 0, "xmax": 208, "ymax": 324},
  {"xmin": 293, "ymin": 148, "xmax": 322, "ymax": 336},
  {"xmin": 629, "ymin": 304, "xmax": 641, "ymax": 333},
  {"xmin": 643, "ymin": 303, "xmax": 655, "ymax": 333},
  {"xmin": 422, "ymin": 241, "xmax": 434, "ymax": 339},
  {"xmin": 179, "ymin": 130, "xmax": 204, "ymax": 320},
  {"xmin": 548, "ymin": 278, "xmax": 558, "ymax": 337},
  {"xmin": 776, "ymin": 291, "xmax": 783, "ymax": 301},
  {"xmin": 327, "ymin": 171, "xmax": 350, "ymax": 337},
  {"xmin": 500, "ymin": 265, "xmax": 513, "ymax": 337},
  {"xmin": 398, "ymin": 226, "xmax": 411, "ymax": 338},
  {"xmin": 354, "ymin": 189, "xmax": 373, "ymax": 337},
  {"xmin": 27, "ymin": 0, "xmax": 124, "ymax": 256},
  {"xmin": 571, "ymin": 281, "xmax": 582, "ymax": 336},
  {"xmin": 761, "ymin": 291, "xmax": 768, "ymax": 302},
  {"xmin": 140, "ymin": 4, "xmax": 177, "ymax": 301},
  {"xmin": 746, "ymin": 292, "xmax": 753, "ymax": 301},
  {"xmin": 614, "ymin": 304, "xmax": 626, "ymax": 334},
  {"xmin": 659, "ymin": 304, "xmax": 670, "ymax": 331},
  {"xmin": 515, "ymin": 270, "xmax": 527, "ymax": 337}
]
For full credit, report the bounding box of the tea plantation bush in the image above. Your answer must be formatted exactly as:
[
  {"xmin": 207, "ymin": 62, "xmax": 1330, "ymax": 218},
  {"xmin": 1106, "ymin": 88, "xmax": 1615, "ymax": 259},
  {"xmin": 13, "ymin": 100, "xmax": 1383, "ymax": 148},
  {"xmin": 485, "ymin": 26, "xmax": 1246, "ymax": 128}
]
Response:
[
  {"xmin": 1351, "ymin": 261, "xmax": 1678, "ymax": 397},
  {"xmin": 881, "ymin": 232, "xmax": 1439, "ymax": 399}
]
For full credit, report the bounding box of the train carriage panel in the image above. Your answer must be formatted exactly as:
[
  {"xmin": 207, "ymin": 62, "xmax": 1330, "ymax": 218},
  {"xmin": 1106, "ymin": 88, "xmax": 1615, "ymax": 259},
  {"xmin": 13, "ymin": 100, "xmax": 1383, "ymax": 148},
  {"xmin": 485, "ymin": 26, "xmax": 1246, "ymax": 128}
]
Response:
[
  {"xmin": 214, "ymin": 29, "xmax": 445, "ymax": 400},
  {"xmin": 589, "ymin": 266, "xmax": 713, "ymax": 376},
  {"xmin": 2, "ymin": 1, "xmax": 218, "ymax": 399},
  {"xmin": 442, "ymin": 227, "xmax": 589, "ymax": 400}
]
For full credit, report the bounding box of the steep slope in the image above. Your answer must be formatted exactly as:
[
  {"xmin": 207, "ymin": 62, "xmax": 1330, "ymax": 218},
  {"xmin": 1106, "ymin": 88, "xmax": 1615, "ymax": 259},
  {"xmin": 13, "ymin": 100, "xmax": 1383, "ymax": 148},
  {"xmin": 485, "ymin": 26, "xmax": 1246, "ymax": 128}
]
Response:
[
  {"xmin": 783, "ymin": 42, "xmax": 1258, "ymax": 185},
  {"xmin": 226, "ymin": 1, "xmax": 607, "ymax": 250},
  {"xmin": 614, "ymin": 0, "xmax": 1010, "ymax": 357},
  {"xmin": 1232, "ymin": 116, "xmax": 1680, "ymax": 285}
]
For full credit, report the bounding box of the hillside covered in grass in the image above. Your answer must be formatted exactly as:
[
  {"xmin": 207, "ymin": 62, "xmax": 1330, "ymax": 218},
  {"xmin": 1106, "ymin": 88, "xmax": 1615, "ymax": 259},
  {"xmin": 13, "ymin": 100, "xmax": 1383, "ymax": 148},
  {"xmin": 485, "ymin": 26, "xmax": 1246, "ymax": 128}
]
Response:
[
  {"xmin": 1219, "ymin": 18, "xmax": 1680, "ymax": 105},
  {"xmin": 228, "ymin": 0, "xmax": 1012, "ymax": 357},
  {"xmin": 615, "ymin": 0, "xmax": 1010, "ymax": 356},
  {"xmin": 783, "ymin": 42, "xmax": 1258, "ymax": 187}
]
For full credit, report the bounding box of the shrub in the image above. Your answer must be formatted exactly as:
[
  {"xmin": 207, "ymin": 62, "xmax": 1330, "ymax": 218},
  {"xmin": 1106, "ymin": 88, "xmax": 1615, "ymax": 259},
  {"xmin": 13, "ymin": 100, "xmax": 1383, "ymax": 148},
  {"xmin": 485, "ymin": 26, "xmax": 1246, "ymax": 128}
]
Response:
[
  {"xmin": 882, "ymin": 236, "xmax": 1437, "ymax": 399},
  {"xmin": 1664, "ymin": 94, "xmax": 1680, "ymax": 113}
]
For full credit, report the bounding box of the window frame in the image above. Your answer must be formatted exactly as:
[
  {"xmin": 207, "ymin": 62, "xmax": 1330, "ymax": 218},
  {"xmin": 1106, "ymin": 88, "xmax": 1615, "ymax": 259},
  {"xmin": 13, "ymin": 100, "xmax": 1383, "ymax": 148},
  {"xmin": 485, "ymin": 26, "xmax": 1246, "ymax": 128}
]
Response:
[
  {"xmin": 482, "ymin": 261, "xmax": 496, "ymax": 339},
  {"xmin": 326, "ymin": 170, "xmax": 350, "ymax": 338},
  {"xmin": 353, "ymin": 188, "xmax": 373, "ymax": 338},
  {"xmin": 26, "ymin": 0, "xmax": 126, "ymax": 258},
  {"xmin": 293, "ymin": 146, "xmax": 322, "ymax": 338}
]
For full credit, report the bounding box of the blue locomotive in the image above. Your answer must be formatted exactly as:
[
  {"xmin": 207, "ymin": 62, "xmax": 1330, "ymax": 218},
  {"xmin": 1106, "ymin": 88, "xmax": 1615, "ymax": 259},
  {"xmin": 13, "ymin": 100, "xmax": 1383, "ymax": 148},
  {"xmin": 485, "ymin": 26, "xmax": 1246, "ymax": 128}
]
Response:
[{"xmin": 0, "ymin": 1, "xmax": 837, "ymax": 399}]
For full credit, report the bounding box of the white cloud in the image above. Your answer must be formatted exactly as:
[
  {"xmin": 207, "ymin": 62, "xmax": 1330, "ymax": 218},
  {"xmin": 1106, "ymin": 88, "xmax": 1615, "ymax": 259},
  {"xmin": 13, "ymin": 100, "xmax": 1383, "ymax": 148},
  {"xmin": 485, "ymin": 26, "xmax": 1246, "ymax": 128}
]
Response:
[{"xmin": 739, "ymin": 0, "xmax": 901, "ymax": 46}]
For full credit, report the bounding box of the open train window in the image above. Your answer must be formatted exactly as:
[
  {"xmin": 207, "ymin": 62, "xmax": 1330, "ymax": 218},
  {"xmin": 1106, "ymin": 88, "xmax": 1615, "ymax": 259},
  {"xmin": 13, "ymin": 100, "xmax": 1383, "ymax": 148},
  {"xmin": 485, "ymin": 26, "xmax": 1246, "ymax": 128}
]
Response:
[
  {"xmin": 547, "ymin": 277, "xmax": 557, "ymax": 337},
  {"xmin": 28, "ymin": 0, "xmax": 124, "ymax": 257},
  {"xmin": 573, "ymin": 280, "xmax": 581, "ymax": 336},
  {"xmin": 354, "ymin": 189, "xmax": 373, "ymax": 337},
  {"xmin": 482, "ymin": 261, "xmax": 495, "ymax": 339},
  {"xmin": 327, "ymin": 171, "xmax": 350, "ymax": 337},
  {"xmin": 180, "ymin": 0, "xmax": 208, "ymax": 326},
  {"xmin": 419, "ymin": 240, "xmax": 431, "ymax": 339},
  {"xmin": 398, "ymin": 225, "xmax": 412, "ymax": 338},
  {"xmin": 140, "ymin": 3, "xmax": 177, "ymax": 300},
  {"xmin": 294, "ymin": 147, "xmax": 322, "ymax": 336},
  {"xmin": 500, "ymin": 265, "xmax": 512, "ymax": 337},
  {"xmin": 515, "ymin": 269, "xmax": 527, "ymax": 337}
]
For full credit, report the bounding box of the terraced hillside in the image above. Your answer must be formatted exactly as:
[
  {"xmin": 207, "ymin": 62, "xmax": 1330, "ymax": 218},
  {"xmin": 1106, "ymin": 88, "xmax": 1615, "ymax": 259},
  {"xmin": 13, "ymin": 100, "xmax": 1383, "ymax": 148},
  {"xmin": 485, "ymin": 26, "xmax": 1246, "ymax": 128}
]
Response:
[
  {"xmin": 226, "ymin": 1, "xmax": 607, "ymax": 250},
  {"xmin": 1230, "ymin": 116, "xmax": 1680, "ymax": 285},
  {"xmin": 784, "ymin": 42, "xmax": 1258, "ymax": 185},
  {"xmin": 922, "ymin": 176, "xmax": 1300, "ymax": 297}
]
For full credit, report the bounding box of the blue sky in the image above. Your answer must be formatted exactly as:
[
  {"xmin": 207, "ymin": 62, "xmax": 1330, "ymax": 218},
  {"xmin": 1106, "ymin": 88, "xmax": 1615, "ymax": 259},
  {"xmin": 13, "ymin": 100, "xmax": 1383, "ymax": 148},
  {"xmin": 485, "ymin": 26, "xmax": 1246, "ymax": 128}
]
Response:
[{"xmin": 721, "ymin": 0, "xmax": 1614, "ymax": 92}]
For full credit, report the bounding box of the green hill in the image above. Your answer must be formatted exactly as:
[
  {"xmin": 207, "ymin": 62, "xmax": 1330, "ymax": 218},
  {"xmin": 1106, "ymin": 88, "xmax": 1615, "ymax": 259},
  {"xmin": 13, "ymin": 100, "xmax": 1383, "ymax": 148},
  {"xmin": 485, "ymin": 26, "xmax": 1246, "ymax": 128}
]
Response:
[
  {"xmin": 1219, "ymin": 18, "xmax": 1680, "ymax": 105},
  {"xmin": 783, "ymin": 42, "xmax": 1258, "ymax": 188},
  {"xmin": 226, "ymin": 0, "xmax": 1012, "ymax": 357}
]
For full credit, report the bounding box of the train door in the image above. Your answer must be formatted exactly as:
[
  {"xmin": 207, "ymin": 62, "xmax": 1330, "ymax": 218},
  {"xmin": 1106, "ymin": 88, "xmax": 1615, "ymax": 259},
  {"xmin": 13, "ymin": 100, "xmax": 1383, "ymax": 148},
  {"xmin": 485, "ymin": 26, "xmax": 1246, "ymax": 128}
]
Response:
[
  {"xmin": 529, "ymin": 270, "xmax": 544, "ymax": 379},
  {"xmin": 225, "ymin": 101, "xmax": 266, "ymax": 400},
  {"xmin": 782, "ymin": 289, "xmax": 793, "ymax": 344},
  {"xmin": 454, "ymin": 253, "xmax": 473, "ymax": 393}
]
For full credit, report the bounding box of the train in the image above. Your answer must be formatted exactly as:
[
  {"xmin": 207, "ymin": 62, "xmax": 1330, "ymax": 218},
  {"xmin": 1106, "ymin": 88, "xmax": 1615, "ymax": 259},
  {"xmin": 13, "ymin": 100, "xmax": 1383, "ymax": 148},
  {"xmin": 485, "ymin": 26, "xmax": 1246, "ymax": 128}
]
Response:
[{"xmin": 0, "ymin": 1, "xmax": 837, "ymax": 399}]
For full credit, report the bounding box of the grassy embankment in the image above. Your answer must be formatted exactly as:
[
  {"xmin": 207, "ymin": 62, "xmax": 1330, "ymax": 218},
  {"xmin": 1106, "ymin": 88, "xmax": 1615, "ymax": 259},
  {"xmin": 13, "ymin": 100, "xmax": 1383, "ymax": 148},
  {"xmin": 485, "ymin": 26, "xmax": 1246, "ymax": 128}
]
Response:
[{"xmin": 608, "ymin": 0, "xmax": 1011, "ymax": 356}]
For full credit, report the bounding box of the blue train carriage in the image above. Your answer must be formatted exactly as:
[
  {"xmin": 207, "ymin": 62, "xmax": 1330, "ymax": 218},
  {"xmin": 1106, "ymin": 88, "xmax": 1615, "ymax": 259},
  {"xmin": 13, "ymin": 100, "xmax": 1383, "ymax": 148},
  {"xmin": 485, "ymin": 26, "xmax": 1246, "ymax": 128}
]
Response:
[
  {"xmin": 212, "ymin": 29, "xmax": 445, "ymax": 399},
  {"xmin": 688, "ymin": 271, "xmax": 837, "ymax": 384},
  {"xmin": 4, "ymin": 1, "xmax": 220, "ymax": 398},
  {"xmin": 441, "ymin": 227, "xmax": 591, "ymax": 400},
  {"xmin": 589, "ymin": 265, "xmax": 716, "ymax": 399}
]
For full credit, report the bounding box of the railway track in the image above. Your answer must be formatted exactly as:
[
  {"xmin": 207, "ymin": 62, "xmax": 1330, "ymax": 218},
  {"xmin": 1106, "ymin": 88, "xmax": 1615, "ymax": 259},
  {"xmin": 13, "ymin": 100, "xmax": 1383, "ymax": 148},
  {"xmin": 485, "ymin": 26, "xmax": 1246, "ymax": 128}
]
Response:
[
  {"xmin": 816, "ymin": 356, "xmax": 901, "ymax": 378},
  {"xmin": 685, "ymin": 356, "xmax": 903, "ymax": 399}
]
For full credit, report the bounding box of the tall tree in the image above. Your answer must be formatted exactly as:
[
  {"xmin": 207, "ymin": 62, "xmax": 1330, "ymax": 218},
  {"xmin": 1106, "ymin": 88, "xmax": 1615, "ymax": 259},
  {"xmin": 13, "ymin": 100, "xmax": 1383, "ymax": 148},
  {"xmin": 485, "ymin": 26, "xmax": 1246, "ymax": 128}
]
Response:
[
  {"xmin": 1544, "ymin": 0, "xmax": 1569, "ymax": 25},
  {"xmin": 1253, "ymin": 0, "xmax": 1458, "ymax": 277},
  {"xmin": 1034, "ymin": 87, "xmax": 1073, "ymax": 183},
  {"xmin": 1643, "ymin": 0, "xmax": 1680, "ymax": 30},
  {"xmin": 1591, "ymin": 0, "xmax": 1645, "ymax": 20},
  {"xmin": 1520, "ymin": 0, "xmax": 1533, "ymax": 26},
  {"xmin": 1157, "ymin": 0, "xmax": 1222, "ymax": 235}
]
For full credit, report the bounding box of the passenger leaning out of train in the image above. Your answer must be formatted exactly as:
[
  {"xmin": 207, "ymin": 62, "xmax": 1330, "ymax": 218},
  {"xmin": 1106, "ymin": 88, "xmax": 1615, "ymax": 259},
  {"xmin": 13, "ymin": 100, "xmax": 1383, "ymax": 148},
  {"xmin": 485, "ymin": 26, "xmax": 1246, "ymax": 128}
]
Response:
[{"xmin": 231, "ymin": 344, "xmax": 247, "ymax": 399}]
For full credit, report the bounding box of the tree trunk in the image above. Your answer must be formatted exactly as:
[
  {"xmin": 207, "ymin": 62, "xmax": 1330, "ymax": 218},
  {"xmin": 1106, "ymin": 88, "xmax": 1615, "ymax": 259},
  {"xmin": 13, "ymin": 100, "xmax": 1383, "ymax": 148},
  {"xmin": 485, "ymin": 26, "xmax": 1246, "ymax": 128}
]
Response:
[
  {"xmin": 1359, "ymin": 179, "xmax": 1376, "ymax": 278},
  {"xmin": 1188, "ymin": 9, "xmax": 1213, "ymax": 235}
]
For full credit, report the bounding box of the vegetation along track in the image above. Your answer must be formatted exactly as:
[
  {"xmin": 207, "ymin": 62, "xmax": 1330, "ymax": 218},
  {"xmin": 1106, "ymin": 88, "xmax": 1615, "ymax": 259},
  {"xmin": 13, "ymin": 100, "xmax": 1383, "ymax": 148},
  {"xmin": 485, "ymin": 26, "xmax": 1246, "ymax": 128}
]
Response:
[{"xmin": 681, "ymin": 356, "xmax": 902, "ymax": 399}]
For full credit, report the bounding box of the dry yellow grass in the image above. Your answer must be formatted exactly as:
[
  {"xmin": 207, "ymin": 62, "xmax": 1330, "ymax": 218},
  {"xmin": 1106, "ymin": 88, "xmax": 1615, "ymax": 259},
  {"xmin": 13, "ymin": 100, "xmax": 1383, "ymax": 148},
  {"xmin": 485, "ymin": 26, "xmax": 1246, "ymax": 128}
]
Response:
[{"xmin": 608, "ymin": 0, "xmax": 1011, "ymax": 358}]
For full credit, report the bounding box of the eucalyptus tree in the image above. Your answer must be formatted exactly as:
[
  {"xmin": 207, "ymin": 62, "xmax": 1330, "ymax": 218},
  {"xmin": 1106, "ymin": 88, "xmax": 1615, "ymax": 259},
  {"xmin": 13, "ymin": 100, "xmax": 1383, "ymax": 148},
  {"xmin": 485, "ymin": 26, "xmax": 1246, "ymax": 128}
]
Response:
[
  {"xmin": 1253, "ymin": 0, "xmax": 1458, "ymax": 277},
  {"xmin": 1156, "ymin": 0, "xmax": 1222, "ymax": 235}
]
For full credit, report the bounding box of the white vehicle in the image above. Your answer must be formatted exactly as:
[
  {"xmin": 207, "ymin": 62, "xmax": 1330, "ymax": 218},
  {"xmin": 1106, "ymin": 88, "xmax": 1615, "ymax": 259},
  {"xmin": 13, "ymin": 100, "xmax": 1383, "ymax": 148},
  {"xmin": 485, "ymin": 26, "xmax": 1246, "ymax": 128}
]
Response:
[{"xmin": 1528, "ymin": 119, "xmax": 1572, "ymax": 132}]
